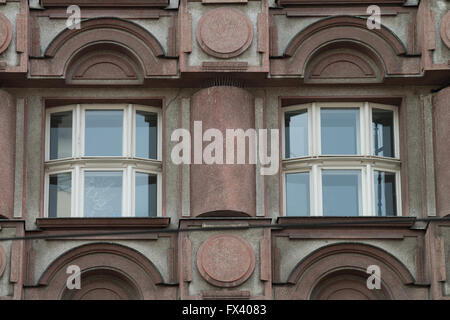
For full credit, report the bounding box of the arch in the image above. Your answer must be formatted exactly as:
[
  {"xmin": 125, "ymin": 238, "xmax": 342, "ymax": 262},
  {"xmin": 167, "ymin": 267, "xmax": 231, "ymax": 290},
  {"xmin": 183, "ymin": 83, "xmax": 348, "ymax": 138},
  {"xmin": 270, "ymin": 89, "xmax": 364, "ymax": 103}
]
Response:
[
  {"xmin": 65, "ymin": 43, "xmax": 144, "ymax": 85},
  {"xmin": 284, "ymin": 16, "xmax": 406, "ymax": 57},
  {"xmin": 197, "ymin": 210, "xmax": 251, "ymax": 217},
  {"xmin": 61, "ymin": 269, "xmax": 142, "ymax": 300},
  {"xmin": 287, "ymin": 243, "xmax": 415, "ymax": 300},
  {"xmin": 270, "ymin": 16, "xmax": 420, "ymax": 78},
  {"xmin": 44, "ymin": 18, "xmax": 165, "ymax": 58},
  {"xmin": 30, "ymin": 18, "xmax": 177, "ymax": 79},
  {"xmin": 303, "ymin": 43, "xmax": 384, "ymax": 83},
  {"xmin": 37, "ymin": 243, "xmax": 165, "ymax": 299},
  {"xmin": 310, "ymin": 269, "xmax": 391, "ymax": 300}
]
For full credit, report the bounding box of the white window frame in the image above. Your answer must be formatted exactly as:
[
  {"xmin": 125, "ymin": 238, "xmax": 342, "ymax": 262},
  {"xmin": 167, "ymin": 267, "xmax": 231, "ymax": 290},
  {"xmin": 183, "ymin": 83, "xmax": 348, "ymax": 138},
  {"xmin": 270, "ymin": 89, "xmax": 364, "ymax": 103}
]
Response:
[
  {"xmin": 45, "ymin": 105, "xmax": 77, "ymax": 162},
  {"xmin": 44, "ymin": 104, "xmax": 163, "ymax": 218},
  {"xmin": 282, "ymin": 102, "xmax": 401, "ymax": 217}
]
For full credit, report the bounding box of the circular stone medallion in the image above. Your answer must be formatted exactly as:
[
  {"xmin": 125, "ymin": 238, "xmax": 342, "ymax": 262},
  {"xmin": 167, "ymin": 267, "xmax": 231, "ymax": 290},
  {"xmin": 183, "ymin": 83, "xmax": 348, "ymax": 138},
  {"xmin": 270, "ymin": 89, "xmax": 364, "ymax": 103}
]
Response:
[
  {"xmin": 197, "ymin": 234, "xmax": 255, "ymax": 287},
  {"xmin": 196, "ymin": 7, "xmax": 253, "ymax": 59},
  {"xmin": 0, "ymin": 13, "xmax": 12, "ymax": 54},
  {"xmin": 440, "ymin": 11, "xmax": 450, "ymax": 49}
]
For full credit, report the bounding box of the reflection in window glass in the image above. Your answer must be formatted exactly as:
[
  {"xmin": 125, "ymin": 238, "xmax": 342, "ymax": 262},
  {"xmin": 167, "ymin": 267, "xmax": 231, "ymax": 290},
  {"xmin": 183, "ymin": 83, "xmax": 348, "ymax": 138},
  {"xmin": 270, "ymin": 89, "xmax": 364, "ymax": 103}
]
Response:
[
  {"xmin": 285, "ymin": 110, "xmax": 308, "ymax": 158},
  {"xmin": 135, "ymin": 173, "xmax": 157, "ymax": 217},
  {"xmin": 136, "ymin": 111, "xmax": 158, "ymax": 159},
  {"xmin": 286, "ymin": 172, "xmax": 310, "ymax": 216},
  {"xmin": 372, "ymin": 109, "xmax": 394, "ymax": 157},
  {"xmin": 85, "ymin": 110, "xmax": 123, "ymax": 156},
  {"xmin": 50, "ymin": 111, "xmax": 72, "ymax": 160},
  {"xmin": 321, "ymin": 108, "xmax": 360, "ymax": 155},
  {"xmin": 48, "ymin": 172, "xmax": 71, "ymax": 218},
  {"xmin": 84, "ymin": 171, "xmax": 122, "ymax": 217},
  {"xmin": 322, "ymin": 170, "xmax": 362, "ymax": 216},
  {"xmin": 374, "ymin": 170, "xmax": 397, "ymax": 216}
]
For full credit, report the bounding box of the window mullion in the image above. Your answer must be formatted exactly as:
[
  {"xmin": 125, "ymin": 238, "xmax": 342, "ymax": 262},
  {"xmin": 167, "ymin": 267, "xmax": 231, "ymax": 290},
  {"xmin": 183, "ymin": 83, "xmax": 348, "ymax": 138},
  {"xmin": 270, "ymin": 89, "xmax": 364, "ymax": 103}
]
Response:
[
  {"xmin": 363, "ymin": 164, "xmax": 373, "ymax": 216},
  {"xmin": 132, "ymin": 105, "xmax": 137, "ymax": 158},
  {"xmin": 74, "ymin": 165, "xmax": 81, "ymax": 217},
  {"xmin": 365, "ymin": 102, "xmax": 372, "ymax": 156},
  {"xmin": 45, "ymin": 111, "xmax": 50, "ymax": 162},
  {"xmin": 311, "ymin": 164, "xmax": 322, "ymax": 216},
  {"xmin": 125, "ymin": 165, "xmax": 133, "ymax": 217},
  {"xmin": 157, "ymin": 171, "xmax": 162, "ymax": 217},
  {"xmin": 394, "ymin": 107, "xmax": 400, "ymax": 159},
  {"xmin": 78, "ymin": 104, "xmax": 84, "ymax": 158},
  {"xmin": 313, "ymin": 103, "xmax": 321, "ymax": 156}
]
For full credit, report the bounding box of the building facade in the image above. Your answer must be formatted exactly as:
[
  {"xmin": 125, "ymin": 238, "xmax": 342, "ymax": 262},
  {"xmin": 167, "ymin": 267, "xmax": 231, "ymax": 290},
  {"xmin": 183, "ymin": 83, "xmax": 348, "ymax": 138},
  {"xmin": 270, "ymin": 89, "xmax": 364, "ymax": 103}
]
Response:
[{"xmin": 0, "ymin": 0, "xmax": 449, "ymax": 300}]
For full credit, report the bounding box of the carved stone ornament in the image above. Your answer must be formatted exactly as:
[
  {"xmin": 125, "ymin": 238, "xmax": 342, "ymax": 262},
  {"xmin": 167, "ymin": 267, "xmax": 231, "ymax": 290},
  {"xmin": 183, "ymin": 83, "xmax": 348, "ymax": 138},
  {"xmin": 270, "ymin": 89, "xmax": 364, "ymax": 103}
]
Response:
[
  {"xmin": 197, "ymin": 234, "xmax": 255, "ymax": 287},
  {"xmin": 440, "ymin": 11, "xmax": 450, "ymax": 49},
  {"xmin": 0, "ymin": 13, "xmax": 12, "ymax": 54},
  {"xmin": 196, "ymin": 7, "xmax": 253, "ymax": 59}
]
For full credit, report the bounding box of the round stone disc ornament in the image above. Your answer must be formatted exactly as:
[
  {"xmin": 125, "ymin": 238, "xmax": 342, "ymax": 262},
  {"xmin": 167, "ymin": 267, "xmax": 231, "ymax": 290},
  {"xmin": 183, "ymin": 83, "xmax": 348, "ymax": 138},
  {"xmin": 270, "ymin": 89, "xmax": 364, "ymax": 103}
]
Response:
[
  {"xmin": 196, "ymin": 7, "xmax": 253, "ymax": 59},
  {"xmin": 197, "ymin": 234, "xmax": 255, "ymax": 287},
  {"xmin": 0, "ymin": 13, "xmax": 12, "ymax": 54},
  {"xmin": 440, "ymin": 11, "xmax": 450, "ymax": 49}
]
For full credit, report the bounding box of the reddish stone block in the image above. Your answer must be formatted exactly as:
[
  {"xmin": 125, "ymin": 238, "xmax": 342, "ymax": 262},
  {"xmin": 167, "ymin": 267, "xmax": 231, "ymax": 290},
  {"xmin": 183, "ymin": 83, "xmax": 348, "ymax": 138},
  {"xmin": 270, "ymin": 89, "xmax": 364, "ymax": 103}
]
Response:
[{"xmin": 433, "ymin": 86, "xmax": 450, "ymax": 217}]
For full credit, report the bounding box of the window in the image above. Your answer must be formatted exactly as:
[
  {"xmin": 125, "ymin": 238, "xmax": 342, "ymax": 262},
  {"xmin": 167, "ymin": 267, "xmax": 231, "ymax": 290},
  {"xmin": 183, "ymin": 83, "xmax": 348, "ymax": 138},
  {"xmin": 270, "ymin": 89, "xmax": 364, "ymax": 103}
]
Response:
[
  {"xmin": 44, "ymin": 104, "xmax": 162, "ymax": 218},
  {"xmin": 282, "ymin": 102, "xmax": 401, "ymax": 217}
]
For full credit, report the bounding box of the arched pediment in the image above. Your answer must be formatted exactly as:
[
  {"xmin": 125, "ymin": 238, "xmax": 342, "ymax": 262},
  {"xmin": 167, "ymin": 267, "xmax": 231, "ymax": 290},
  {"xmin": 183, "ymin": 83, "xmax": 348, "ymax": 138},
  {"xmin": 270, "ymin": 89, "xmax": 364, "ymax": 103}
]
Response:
[
  {"xmin": 30, "ymin": 18, "xmax": 177, "ymax": 80},
  {"xmin": 304, "ymin": 43, "xmax": 385, "ymax": 83},
  {"xmin": 270, "ymin": 16, "xmax": 420, "ymax": 79},
  {"xmin": 286, "ymin": 243, "xmax": 416, "ymax": 300},
  {"xmin": 36, "ymin": 243, "xmax": 166, "ymax": 300}
]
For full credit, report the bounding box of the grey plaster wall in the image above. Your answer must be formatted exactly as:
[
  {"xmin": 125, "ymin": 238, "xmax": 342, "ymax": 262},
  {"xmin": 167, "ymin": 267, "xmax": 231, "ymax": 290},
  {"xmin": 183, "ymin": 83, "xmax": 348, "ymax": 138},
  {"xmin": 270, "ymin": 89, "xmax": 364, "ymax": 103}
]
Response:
[
  {"xmin": 24, "ymin": 96, "xmax": 43, "ymax": 229},
  {"xmin": 439, "ymin": 226, "xmax": 450, "ymax": 296},
  {"xmin": 0, "ymin": 227, "xmax": 15, "ymax": 297},
  {"xmin": 422, "ymin": 94, "xmax": 437, "ymax": 217}
]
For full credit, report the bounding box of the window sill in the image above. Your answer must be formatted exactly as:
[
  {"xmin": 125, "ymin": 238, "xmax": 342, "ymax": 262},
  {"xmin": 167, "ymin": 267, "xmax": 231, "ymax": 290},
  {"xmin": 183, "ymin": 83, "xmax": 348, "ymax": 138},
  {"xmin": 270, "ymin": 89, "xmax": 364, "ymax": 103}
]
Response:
[
  {"xmin": 276, "ymin": 216, "xmax": 415, "ymax": 228},
  {"xmin": 36, "ymin": 217, "xmax": 170, "ymax": 230}
]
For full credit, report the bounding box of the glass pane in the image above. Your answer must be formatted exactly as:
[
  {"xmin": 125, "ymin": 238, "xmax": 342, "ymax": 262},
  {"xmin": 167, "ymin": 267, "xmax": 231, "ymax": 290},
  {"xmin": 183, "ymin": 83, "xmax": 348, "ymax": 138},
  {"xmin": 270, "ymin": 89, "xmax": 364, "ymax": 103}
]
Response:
[
  {"xmin": 50, "ymin": 111, "xmax": 72, "ymax": 160},
  {"xmin": 84, "ymin": 171, "xmax": 123, "ymax": 217},
  {"xmin": 136, "ymin": 111, "xmax": 158, "ymax": 159},
  {"xmin": 135, "ymin": 173, "xmax": 157, "ymax": 217},
  {"xmin": 321, "ymin": 108, "xmax": 360, "ymax": 155},
  {"xmin": 322, "ymin": 170, "xmax": 362, "ymax": 216},
  {"xmin": 48, "ymin": 172, "xmax": 71, "ymax": 217},
  {"xmin": 286, "ymin": 172, "xmax": 310, "ymax": 216},
  {"xmin": 85, "ymin": 110, "xmax": 123, "ymax": 156},
  {"xmin": 372, "ymin": 109, "xmax": 394, "ymax": 157},
  {"xmin": 285, "ymin": 110, "xmax": 308, "ymax": 158},
  {"xmin": 374, "ymin": 171, "xmax": 397, "ymax": 216}
]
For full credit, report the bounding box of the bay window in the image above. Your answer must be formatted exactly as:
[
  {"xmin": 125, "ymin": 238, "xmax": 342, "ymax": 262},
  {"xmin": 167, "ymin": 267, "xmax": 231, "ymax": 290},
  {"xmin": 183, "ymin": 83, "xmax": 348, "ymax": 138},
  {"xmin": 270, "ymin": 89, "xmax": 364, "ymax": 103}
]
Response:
[
  {"xmin": 44, "ymin": 104, "xmax": 162, "ymax": 218},
  {"xmin": 283, "ymin": 102, "xmax": 401, "ymax": 217}
]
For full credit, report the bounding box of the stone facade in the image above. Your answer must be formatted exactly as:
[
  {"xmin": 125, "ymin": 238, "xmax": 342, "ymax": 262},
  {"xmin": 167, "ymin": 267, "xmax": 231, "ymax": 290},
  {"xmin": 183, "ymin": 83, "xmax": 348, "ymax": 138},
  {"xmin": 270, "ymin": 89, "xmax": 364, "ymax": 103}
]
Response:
[{"xmin": 0, "ymin": 0, "xmax": 449, "ymax": 300}]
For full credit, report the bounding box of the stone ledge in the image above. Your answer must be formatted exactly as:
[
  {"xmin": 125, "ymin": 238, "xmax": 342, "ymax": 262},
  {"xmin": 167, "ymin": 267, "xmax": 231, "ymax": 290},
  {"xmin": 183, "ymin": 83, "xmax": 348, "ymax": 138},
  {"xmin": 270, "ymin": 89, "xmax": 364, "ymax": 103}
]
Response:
[{"xmin": 35, "ymin": 217, "xmax": 171, "ymax": 229}]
